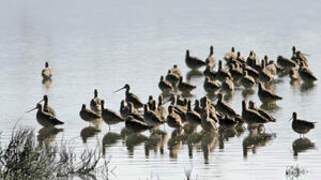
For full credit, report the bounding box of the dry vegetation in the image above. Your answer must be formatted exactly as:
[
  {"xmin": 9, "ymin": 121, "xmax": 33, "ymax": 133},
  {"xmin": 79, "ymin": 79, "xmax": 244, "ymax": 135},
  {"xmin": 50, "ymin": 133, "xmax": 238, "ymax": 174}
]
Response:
[{"xmin": 0, "ymin": 128, "xmax": 110, "ymax": 180}]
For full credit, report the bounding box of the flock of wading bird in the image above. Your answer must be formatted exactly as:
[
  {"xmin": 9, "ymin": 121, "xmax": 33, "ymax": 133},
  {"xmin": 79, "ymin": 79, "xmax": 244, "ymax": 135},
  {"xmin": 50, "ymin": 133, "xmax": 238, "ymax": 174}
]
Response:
[{"xmin": 27, "ymin": 45, "xmax": 317, "ymax": 158}]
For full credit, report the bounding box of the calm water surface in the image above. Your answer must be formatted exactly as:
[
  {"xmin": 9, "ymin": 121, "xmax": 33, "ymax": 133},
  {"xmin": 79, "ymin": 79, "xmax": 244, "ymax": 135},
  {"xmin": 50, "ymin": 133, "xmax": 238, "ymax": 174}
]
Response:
[{"xmin": 0, "ymin": 0, "xmax": 321, "ymax": 179}]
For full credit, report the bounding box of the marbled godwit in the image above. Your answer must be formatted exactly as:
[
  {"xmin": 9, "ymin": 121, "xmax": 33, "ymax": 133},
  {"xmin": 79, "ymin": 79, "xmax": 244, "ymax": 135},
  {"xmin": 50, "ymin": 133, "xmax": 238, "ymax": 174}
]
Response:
[
  {"xmin": 79, "ymin": 104, "xmax": 100, "ymax": 122},
  {"xmin": 224, "ymin": 47, "xmax": 237, "ymax": 61},
  {"xmin": 218, "ymin": 114, "xmax": 238, "ymax": 127},
  {"xmin": 171, "ymin": 64, "xmax": 182, "ymax": 77},
  {"xmin": 90, "ymin": 89, "xmax": 102, "ymax": 112},
  {"xmin": 248, "ymin": 100, "xmax": 275, "ymax": 122},
  {"xmin": 277, "ymin": 56, "xmax": 297, "ymax": 69},
  {"xmin": 205, "ymin": 45, "xmax": 217, "ymax": 68},
  {"xmin": 157, "ymin": 95, "xmax": 168, "ymax": 121},
  {"xmin": 125, "ymin": 115, "xmax": 151, "ymax": 132},
  {"xmin": 299, "ymin": 64, "xmax": 317, "ymax": 82},
  {"xmin": 246, "ymin": 51, "xmax": 259, "ymax": 67},
  {"xmin": 101, "ymin": 100, "xmax": 124, "ymax": 126},
  {"xmin": 38, "ymin": 95, "xmax": 56, "ymax": 117},
  {"xmin": 166, "ymin": 70, "xmax": 180, "ymax": 87},
  {"xmin": 258, "ymin": 82, "xmax": 282, "ymax": 104},
  {"xmin": 242, "ymin": 63, "xmax": 259, "ymax": 80},
  {"xmin": 228, "ymin": 63, "xmax": 243, "ymax": 81},
  {"xmin": 115, "ymin": 84, "xmax": 144, "ymax": 108},
  {"xmin": 167, "ymin": 106, "xmax": 183, "ymax": 129},
  {"xmin": 185, "ymin": 49, "xmax": 206, "ymax": 70},
  {"xmin": 241, "ymin": 100, "xmax": 268, "ymax": 124},
  {"xmin": 186, "ymin": 100, "xmax": 201, "ymax": 125},
  {"xmin": 215, "ymin": 93, "xmax": 238, "ymax": 118},
  {"xmin": 236, "ymin": 51, "xmax": 246, "ymax": 64},
  {"xmin": 203, "ymin": 76, "xmax": 220, "ymax": 93},
  {"xmin": 216, "ymin": 60, "xmax": 232, "ymax": 81},
  {"xmin": 120, "ymin": 100, "xmax": 130, "ymax": 117},
  {"xmin": 143, "ymin": 104, "xmax": 164, "ymax": 127},
  {"xmin": 203, "ymin": 65, "xmax": 217, "ymax": 79},
  {"xmin": 221, "ymin": 76, "xmax": 234, "ymax": 92},
  {"xmin": 27, "ymin": 104, "xmax": 63, "ymax": 127},
  {"xmin": 290, "ymin": 112, "xmax": 315, "ymax": 136},
  {"xmin": 201, "ymin": 107, "xmax": 217, "ymax": 132},
  {"xmin": 159, "ymin": 75, "xmax": 174, "ymax": 92},
  {"xmin": 289, "ymin": 68, "xmax": 300, "ymax": 81},
  {"xmin": 41, "ymin": 62, "xmax": 53, "ymax": 79},
  {"xmin": 147, "ymin": 95, "xmax": 157, "ymax": 111},
  {"xmin": 241, "ymin": 71, "xmax": 256, "ymax": 89},
  {"xmin": 259, "ymin": 60, "xmax": 274, "ymax": 83},
  {"xmin": 178, "ymin": 77, "xmax": 196, "ymax": 93}
]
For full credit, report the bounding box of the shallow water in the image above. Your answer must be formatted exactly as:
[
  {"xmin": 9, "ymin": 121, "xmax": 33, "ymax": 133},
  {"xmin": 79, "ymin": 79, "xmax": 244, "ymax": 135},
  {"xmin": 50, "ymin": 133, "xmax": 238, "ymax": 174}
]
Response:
[{"xmin": 1, "ymin": 0, "xmax": 321, "ymax": 179}]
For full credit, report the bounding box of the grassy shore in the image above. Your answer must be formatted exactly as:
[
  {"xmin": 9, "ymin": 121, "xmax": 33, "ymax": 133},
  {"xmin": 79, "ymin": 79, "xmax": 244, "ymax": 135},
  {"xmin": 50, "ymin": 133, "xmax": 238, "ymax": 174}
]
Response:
[{"xmin": 0, "ymin": 128, "xmax": 109, "ymax": 180}]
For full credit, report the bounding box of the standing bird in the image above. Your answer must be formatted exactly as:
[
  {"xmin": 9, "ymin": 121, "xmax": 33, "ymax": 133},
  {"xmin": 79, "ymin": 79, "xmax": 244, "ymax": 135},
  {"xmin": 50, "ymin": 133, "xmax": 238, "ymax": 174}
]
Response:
[
  {"xmin": 27, "ymin": 104, "xmax": 64, "ymax": 127},
  {"xmin": 101, "ymin": 100, "xmax": 124, "ymax": 127},
  {"xmin": 258, "ymin": 82, "xmax": 282, "ymax": 104},
  {"xmin": 299, "ymin": 64, "xmax": 317, "ymax": 82},
  {"xmin": 277, "ymin": 56, "xmax": 297, "ymax": 69},
  {"xmin": 38, "ymin": 95, "xmax": 56, "ymax": 117},
  {"xmin": 221, "ymin": 76, "xmax": 234, "ymax": 92},
  {"xmin": 216, "ymin": 60, "xmax": 232, "ymax": 82},
  {"xmin": 157, "ymin": 95, "xmax": 168, "ymax": 121},
  {"xmin": 159, "ymin": 75, "xmax": 174, "ymax": 93},
  {"xmin": 248, "ymin": 101, "xmax": 276, "ymax": 122},
  {"xmin": 178, "ymin": 77, "xmax": 196, "ymax": 93},
  {"xmin": 125, "ymin": 115, "xmax": 151, "ymax": 132},
  {"xmin": 186, "ymin": 100, "xmax": 201, "ymax": 125},
  {"xmin": 171, "ymin": 64, "xmax": 183, "ymax": 77},
  {"xmin": 166, "ymin": 70, "xmax": 180, "ymax": 87},
  {"xmin": 241, "ymin": 100, "xmax": 268, "ymax": 124},
  {"xmin": 201, "ymin": 107, "xmax": 217, "ymax": 132},
  {"xmin": 90, "ymin": 89, "xmax": 102, "ymax": 112},
  {"xmin": 115, "ymin": 84, "xmax": 144, "ymax": 109},
  {"xmin": 79, "ymin": 104, "xmax": 101, "ymax": 122},
  {"xmin": 41, "ymin": 62, "xmax": 53, "ymax": 79},
  {"xmin": 291, "ymin": 112, "xmax": 315, "ymax": 136},
  {"xmin": 241, "ymin": 71, "xmax": 256, "ymax": 89},
  {"xmin": 215, "ymin": 93, "xmax": 238, "ymax": 118},
  {"xmin": 203, "ymin": 77, "xmax": 220, "ymax": 93},
  {"xmin": 143, "ymin": 105, "xmax": 164, "ymax": 127},
  {"xmin": 185, "ymin": 49, "xmax": 206, "ymax": 70},
  {"xmin": 224, "ymin": 47, "xmax": 237, "ymax": 62},
  {"xmin": 120, "ymin": 100, "xmax": 130, "ymax": 117},
  {"xmin": 167, "ymin": 106, "xmax": 183, "ymax": 129},
  {"xmin": 205, "ymin": 45, "xmax": 217, "ymax": 68}
]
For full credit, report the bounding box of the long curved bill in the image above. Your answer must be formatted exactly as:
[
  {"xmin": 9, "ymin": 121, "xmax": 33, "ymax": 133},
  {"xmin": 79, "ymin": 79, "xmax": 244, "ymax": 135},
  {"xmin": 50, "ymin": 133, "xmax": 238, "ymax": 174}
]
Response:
[
  {"xmin": 37, "ymin": 99, "xmax": 44, "ymax": 104},
  {"xmin": 114, "ymin": 87, "xmax": 125, "ymax": 93},
  {"xmin": 288, "ymin": 117, "xmax": 293, "ymax": 121},
  {"xmin": 26, "ymin": 106, "xmax": 37, "ymax": 113}
]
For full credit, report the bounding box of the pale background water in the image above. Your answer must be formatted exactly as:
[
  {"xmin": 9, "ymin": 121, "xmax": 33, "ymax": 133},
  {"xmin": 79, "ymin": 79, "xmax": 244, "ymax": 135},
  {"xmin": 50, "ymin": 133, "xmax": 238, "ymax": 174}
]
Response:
[{"xmin": 0, "ymin": 0, "xmax": 321, "ymax": 179}]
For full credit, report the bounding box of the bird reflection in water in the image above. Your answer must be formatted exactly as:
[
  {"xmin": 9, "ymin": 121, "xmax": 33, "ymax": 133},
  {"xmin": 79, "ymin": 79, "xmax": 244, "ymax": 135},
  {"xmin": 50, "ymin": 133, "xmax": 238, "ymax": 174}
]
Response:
[
  {"xmin": 42, "ymin": 78, "xmax": 52, "ymax": 89},
  {"xmin": 125, "ymin": 130, "xmax": 148, "ymax": 156},
  {"xmin": 300, "ymin": 81, "xmax": 315, "ymax": 92},
  {"xmin": 180, "ymin": 123, "xmax": 201, "ymax": 159},
  {"xmin": 102, "ymin": 131, "xmax": 122, "ymax": 156},
  {"xmin": 80, "ymin": 121, "xmax": 101, "ymax": 144},
  {"xmin": 37, "ymin": 126, "xmax": 63, "ymax": 149},
  {"xmin": 242, "ymin": 124, "xmax": 276, "ymax": 159},
  {"xmin": 292, "ymin": 138, "xmax": 315, "ymax": 159},
  {"xmin": 144, "ymin": 129, "xmax": 168, "ymax": 157},
  {"xmin": 201, "ymin": 131, "xmax": 218, "ymax": 164},
  {"xmin": 260, "ymin": 103, "xmax": 280, "ymax": 111},
  {"xmin": 242, "ymin": 89, "xmax": 255, "ymax": 99},
  {"xmin": 168, "ymin": 128, "xmax": 184, "ymax": 159},
  {"xmin": 186, "ymin": 70, "xmax": 203, "ymax": 81},
  {"xmin": 218, "ymin": 126, "xmax": 238, "ymax": 150}
]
